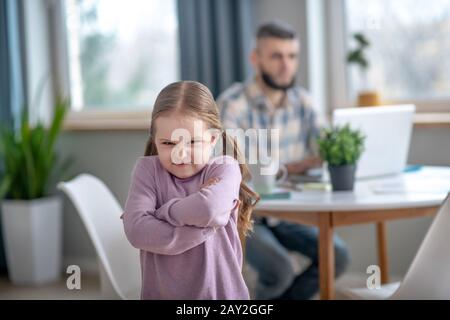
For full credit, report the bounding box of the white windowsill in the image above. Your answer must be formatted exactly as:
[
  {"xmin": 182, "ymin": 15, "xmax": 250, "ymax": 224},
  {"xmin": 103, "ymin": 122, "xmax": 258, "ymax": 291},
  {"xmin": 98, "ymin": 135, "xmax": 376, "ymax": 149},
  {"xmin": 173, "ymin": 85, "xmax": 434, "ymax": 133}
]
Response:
[
  {"xmin": 62, "ymin": 110, "xmax": 450, "ymax": 132},
  {"xmin": 63, "ymin": 110, "xmax": 151, "ymax": 131}
]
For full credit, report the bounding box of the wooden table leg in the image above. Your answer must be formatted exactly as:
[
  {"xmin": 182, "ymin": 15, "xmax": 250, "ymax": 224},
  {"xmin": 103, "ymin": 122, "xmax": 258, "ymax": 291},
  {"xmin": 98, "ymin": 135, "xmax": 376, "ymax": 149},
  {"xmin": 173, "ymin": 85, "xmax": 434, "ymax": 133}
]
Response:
[
  {"xmin": 376, "ymin": 222, "xmax": 390, "ymax": 284},
  {"xmin": 319, "ymin": 213, "xmax": 335, "ymax": 300}
]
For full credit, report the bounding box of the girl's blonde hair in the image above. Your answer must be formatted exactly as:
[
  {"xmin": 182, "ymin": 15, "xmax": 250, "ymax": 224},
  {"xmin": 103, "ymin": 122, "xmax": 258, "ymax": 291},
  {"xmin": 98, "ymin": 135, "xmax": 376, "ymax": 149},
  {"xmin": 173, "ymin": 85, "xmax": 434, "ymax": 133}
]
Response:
[{"xmin": 145, "ymin": 81, "xmax": 259, "ymax": 239}]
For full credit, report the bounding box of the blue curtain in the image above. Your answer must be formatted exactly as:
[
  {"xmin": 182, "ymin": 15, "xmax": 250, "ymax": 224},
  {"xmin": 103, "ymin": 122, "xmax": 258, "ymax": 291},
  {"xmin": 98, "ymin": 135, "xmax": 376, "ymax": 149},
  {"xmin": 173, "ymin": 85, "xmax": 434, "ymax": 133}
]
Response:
[
  {"xmin": 0, "ymin": 0, "xmax": 25, "ymax": 274},
  {"xmin": 177, "ymin": 0, "xmax": 254, "ymax": 98}
]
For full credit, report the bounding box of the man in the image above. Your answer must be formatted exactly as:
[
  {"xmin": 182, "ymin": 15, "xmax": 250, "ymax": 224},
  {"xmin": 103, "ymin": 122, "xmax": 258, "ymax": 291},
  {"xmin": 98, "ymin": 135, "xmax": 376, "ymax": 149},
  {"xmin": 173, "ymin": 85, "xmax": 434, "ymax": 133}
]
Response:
[{"xmin": 217, "ymin": 21, "xmax": 350, "ymax": 300}]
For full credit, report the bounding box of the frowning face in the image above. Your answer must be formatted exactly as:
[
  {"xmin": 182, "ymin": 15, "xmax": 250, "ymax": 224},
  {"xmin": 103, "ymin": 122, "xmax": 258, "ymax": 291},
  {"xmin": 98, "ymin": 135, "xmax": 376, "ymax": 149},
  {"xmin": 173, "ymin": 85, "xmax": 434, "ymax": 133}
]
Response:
[{"xmin": 153, "ymin": 113, "xmax": 218, "ymax": 179}]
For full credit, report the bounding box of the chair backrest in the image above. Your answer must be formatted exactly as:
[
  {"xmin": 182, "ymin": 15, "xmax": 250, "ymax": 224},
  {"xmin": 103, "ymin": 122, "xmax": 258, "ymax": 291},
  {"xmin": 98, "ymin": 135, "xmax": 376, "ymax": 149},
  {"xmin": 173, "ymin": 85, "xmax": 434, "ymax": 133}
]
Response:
[
  {"xmin": 58, "ymin": 174, "xmax": 140, "ymax": 299},
  {"xmin": 392, "ymin": 193, "xmax": 450, "ymax": 299}
]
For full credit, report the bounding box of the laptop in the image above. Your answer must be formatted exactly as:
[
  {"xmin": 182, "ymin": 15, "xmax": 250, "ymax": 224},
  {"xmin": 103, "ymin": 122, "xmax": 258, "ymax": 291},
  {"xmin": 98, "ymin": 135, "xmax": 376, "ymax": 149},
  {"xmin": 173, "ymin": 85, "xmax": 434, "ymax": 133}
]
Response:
[{"xmin": 332, "ymin": 104, "xmax": 416, "ymax": 179}]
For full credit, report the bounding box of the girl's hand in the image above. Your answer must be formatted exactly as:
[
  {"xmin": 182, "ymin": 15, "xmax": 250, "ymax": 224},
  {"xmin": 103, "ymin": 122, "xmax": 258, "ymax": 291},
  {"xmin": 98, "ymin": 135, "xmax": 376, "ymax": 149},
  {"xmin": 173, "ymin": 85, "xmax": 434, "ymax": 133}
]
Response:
[
  {"xmin": 232, "ymin": 199, "xmax": 241, "ymax": 212},
  {"xmin": 200, "ymin": 177, "xmax": 221, "ymax": 189}
]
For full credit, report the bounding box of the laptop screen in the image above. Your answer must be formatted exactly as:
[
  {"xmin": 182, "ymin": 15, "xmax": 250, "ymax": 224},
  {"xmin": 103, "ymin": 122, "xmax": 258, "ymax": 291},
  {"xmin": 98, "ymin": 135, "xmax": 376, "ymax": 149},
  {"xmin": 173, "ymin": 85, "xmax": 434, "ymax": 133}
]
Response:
[{"xmin": 333, "ymin": 105, "xmax": 415, "ymax": 179}]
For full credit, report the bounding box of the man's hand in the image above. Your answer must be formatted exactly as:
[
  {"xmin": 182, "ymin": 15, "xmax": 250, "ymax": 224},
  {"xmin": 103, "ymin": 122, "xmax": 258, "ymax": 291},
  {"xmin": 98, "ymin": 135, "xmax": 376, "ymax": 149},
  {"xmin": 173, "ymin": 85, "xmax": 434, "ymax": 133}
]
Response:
[{"xmin": 285, "ymin": 156, "xmax": 323, "ymax": 175}]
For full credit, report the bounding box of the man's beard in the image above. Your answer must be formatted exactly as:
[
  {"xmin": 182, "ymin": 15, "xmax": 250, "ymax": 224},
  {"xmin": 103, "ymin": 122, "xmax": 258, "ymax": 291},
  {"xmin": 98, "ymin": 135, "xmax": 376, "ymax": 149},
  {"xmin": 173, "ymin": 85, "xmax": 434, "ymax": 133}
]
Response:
[{"xmin": 260, "ymin": 68, "xmax": 296, "ymax": 91}]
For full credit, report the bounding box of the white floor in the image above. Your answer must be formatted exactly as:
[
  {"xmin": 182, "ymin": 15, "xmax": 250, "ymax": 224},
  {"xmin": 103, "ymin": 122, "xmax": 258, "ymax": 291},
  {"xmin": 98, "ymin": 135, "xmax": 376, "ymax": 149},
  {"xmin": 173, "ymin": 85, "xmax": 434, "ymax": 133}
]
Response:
[
  {"xmin": 0, "ymin": 274, "xmax": 102, "ymax": 300},
  {"xmin": 0, "ymin": 271, "xmax": 386, "ymax": 300}
]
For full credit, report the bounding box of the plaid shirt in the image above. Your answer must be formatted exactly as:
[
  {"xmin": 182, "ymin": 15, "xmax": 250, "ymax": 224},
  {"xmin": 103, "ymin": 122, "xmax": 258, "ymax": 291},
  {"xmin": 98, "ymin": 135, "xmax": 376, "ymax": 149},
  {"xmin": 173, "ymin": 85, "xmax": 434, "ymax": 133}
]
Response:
[{"xmin": 217, "ymin": 78, "xmax": 322, "ymax": 165}]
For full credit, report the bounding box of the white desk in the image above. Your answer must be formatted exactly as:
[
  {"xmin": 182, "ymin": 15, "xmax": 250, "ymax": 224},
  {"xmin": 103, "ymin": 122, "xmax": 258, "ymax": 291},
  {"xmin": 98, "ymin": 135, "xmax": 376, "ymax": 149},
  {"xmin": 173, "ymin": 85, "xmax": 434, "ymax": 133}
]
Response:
[{"xmin": 253, "ymin": 166, "xmax": 450, "ymax": 300}]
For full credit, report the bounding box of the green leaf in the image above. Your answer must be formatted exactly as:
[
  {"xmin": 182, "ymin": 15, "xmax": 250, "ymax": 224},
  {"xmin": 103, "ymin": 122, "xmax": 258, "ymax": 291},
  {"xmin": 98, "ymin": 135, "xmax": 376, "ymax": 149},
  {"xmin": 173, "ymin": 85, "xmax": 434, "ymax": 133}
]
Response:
[
  {"xmin": 47, "ymin": 98, "xmax": 68, "ymax": 152},
  {"xmin": 354, "ymin": 33, "xmax": 370, "ymax": 47},
  {"xmin": 347, "ymin": 32, "xmax": 370, "ymax": 70},
  {"xmin": 0, "ymin": 97, "xmax": 72, "ymax": 200},
  {"xmin": 0, "ymin": 176, "xmax": 11, "ymax": 199},
  {"xmin": 317, "ymin": 124, "xmax": 366, "ymax": 166}
]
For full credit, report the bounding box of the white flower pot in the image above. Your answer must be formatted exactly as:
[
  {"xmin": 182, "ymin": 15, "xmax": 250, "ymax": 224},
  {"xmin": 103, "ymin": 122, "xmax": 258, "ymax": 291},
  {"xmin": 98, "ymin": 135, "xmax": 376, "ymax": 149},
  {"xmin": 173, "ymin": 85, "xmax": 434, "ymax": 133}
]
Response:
[{"xmin": 1, "ymin": 196, "xmax": 62, "ymax": 285}]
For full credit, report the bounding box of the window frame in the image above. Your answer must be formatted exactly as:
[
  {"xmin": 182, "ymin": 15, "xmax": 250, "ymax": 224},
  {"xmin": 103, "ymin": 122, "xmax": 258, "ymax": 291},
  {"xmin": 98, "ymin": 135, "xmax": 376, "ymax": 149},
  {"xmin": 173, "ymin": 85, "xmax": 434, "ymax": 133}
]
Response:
[
  {"xmin": 327, "ymin": 0, "xmax": 450, "ymax": 116},
  {"xmin": 49, "ymin": 0, "xmax": 178, "ymax": 131},
  {"xmin": 49, "ymin": 0, "xmax": 450, "ymax": 131}
]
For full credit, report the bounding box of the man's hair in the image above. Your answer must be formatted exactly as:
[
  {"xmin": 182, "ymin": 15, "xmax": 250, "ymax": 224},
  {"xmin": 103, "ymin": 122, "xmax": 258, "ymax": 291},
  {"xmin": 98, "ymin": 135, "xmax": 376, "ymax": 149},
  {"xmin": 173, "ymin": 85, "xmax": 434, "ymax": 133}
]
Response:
[{"xmin": 256, "ymin": 21, "xmax": 298, "ymax": 40}]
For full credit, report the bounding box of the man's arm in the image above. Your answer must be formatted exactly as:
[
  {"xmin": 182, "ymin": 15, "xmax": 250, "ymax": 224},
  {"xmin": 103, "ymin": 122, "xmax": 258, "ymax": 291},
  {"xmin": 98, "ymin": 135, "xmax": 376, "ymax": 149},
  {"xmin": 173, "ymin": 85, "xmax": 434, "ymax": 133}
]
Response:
[
  {"xmin": 285, "ymin": 156, "xmax": 323, "ymax": 175},
  {"xmin": 285, "ymin": 91, "xmax": 324, "ymax": 175}
]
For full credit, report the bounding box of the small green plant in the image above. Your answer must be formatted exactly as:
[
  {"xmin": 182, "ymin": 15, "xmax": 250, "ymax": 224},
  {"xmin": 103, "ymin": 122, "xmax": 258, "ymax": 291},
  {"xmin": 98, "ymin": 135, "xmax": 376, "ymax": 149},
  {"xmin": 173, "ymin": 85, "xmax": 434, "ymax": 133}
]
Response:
[
  {"xmin": 347, "ymin": 32, "xmax": 370, "ymax": 70},
  {"xmin": 0, "ymin": 99, "xmax": 73, "ymax": 200},
  {"xmin": 317, "ymin": 124, "xmax": 366, "ymax": 167}
]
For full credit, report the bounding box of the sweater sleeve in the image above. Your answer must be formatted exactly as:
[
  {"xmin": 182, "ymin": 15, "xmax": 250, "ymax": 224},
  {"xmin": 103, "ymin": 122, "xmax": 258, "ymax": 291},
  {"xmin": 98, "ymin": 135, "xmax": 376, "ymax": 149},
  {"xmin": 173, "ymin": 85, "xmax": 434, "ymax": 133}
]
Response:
[
  {"xmin": 154, "ymin": 156, "xmax": 241, "ymax": 228},
  {"xmin": 122, "ymin": 158, "xmax": 216, "ymax": 255}
]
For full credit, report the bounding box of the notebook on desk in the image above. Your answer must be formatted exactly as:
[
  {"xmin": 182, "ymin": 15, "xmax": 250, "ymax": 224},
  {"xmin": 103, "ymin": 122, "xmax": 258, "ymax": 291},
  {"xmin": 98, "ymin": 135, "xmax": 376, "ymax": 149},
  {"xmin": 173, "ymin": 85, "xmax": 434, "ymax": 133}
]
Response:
[{"xmin": 288, "ymin": 168, "xmax": 323, "ymax": 183}]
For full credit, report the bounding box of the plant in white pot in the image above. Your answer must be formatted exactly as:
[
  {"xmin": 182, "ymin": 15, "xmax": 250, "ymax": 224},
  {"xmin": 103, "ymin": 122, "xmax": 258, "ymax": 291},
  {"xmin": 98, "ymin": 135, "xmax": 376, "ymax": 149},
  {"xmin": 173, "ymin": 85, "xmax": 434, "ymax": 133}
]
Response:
[
  {"xmin": 317, "ymin": 124, "xmax": 365, "ymax": 191},
  {"xmin": 0, "ymin": 100, "xmax": 72, "ymax": 285}
]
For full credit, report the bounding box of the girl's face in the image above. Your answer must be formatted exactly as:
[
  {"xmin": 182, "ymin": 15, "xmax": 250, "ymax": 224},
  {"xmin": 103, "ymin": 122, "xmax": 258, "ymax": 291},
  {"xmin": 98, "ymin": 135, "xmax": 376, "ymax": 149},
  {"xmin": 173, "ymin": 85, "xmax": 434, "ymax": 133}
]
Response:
[{"xmin": 153, "ymin": 113, "xmax": 218, "ymax": 179}]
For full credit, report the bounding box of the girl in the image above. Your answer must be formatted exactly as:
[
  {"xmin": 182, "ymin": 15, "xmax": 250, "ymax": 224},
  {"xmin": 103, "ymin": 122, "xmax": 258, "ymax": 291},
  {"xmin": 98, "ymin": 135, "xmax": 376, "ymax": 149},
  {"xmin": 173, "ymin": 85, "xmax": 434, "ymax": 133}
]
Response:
[{"xmin": 122, "ymin": 81, "xmax": 259, "ymax": 299}]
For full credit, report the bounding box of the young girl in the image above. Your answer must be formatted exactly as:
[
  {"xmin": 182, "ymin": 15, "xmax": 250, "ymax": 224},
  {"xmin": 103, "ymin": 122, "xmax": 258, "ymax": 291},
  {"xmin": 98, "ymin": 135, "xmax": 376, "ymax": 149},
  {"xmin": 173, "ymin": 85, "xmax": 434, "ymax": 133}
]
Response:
[{"xmin": 122, "ymin": 81, "xmax": 259, "ymax": 299}]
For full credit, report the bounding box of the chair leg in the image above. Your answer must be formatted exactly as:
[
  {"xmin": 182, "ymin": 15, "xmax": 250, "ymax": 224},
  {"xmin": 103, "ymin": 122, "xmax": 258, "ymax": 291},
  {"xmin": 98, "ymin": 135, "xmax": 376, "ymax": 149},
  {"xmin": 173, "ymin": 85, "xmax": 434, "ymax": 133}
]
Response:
[{"xmin": 376, "ymin": 222, "xmax": 390, "ymax": 284}]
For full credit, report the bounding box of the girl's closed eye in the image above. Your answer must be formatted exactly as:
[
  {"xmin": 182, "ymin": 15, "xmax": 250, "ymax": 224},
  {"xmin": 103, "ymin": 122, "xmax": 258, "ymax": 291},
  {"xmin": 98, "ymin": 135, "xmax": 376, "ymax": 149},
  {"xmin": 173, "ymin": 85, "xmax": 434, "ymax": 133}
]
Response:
[
  {"xmin": 160, "ymin": 140, "xmax": 202, "ymax": 147},
  {"xmin": 191, "ymin": 139, "xmax": 205, "ymax": 147}
]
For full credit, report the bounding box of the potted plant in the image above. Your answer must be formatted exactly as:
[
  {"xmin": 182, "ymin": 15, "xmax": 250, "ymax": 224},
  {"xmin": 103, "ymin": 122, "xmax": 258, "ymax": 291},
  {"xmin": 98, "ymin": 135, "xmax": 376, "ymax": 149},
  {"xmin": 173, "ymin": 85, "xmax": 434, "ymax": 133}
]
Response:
[
  {"xmin": 317, "ymin": 124, "xmax": 365, "ymax": 191},
  {"xmin": 347, "ymin": 32, "xmax": 381, "ymax": 107},
  {"xmin": 0, "ymin": 99, "xmax": 72, "ymax": 285}
]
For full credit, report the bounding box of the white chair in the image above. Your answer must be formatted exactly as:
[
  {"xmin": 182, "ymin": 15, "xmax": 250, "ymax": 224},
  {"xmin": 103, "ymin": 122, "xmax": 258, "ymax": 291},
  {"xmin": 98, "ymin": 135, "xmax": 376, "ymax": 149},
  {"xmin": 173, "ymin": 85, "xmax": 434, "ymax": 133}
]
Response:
[
  {"xmin": 345, "ymin": 193, "xmax": 450, "ymax": 299},
  {"xmin": 58, "ymin": 174, "xmax": 141, "ymax": 300}
]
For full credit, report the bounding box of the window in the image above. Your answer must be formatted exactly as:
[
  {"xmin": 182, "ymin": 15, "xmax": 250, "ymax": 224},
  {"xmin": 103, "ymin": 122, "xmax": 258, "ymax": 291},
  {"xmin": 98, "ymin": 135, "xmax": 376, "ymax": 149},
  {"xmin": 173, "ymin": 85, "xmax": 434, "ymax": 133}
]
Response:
[
  {"xmin": 64, "ymin": 0, "xmax": 179, "ymax": 111},
  {"xmin": 345, "ymin": 0, "xmax": 450, "ymax": 104}
]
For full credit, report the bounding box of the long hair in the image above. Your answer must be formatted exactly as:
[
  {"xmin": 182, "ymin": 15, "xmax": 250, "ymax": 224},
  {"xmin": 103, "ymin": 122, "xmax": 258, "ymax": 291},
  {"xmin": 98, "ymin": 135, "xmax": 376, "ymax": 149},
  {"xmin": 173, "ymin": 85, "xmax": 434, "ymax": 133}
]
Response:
[{"xmin": 144, "ymin": 81, "xmax": 259, "ymax": 239}]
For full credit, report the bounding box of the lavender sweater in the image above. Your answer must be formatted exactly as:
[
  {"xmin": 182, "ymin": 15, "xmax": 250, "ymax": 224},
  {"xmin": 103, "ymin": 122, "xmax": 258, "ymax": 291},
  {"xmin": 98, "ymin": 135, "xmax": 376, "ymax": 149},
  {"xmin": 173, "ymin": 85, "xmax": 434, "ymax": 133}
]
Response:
[{"xmin": 122, "ymin": 155, "xmax": 249, "ymax": 300}]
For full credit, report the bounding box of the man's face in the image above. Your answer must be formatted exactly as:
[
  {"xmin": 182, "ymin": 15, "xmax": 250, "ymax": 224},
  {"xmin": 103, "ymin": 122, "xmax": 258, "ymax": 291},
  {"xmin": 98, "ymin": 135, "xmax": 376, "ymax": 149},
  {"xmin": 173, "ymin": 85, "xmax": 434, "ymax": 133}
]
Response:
[{"xmin": 252, "ymin": 37, "xmax": 300, "ymax": 90}]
